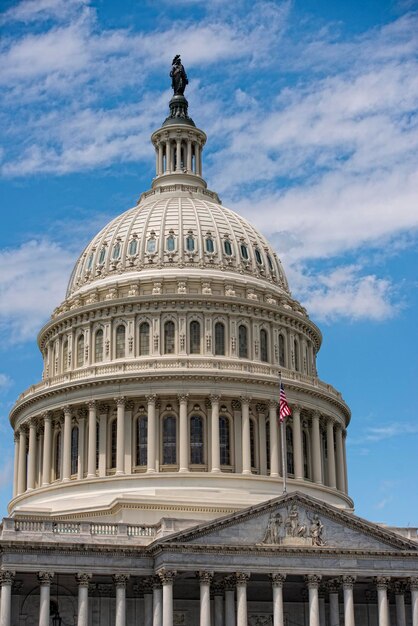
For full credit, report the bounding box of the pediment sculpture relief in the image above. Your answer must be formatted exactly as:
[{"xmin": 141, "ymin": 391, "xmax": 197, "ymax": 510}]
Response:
[{"xmin": 261, "ymin": 504, "xmax": 326, "ymax": 547}]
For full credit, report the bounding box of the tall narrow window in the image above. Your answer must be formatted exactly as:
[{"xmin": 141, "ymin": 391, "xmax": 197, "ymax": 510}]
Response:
[
  {"xmin": 267, "ymin": 254, "xmax": 274, "ymax": 272},
  {"xmin": 279, "ymin": 334, "xmax": 285, "ymax": 367},
  {"xmin": 190, "ymin": 321, "xmax": 201, "ymax": 354},
  {"xmin": 71, "ymin": 426, "xmax": 78, "ymax": 476},
  {"xmin": 166, "ymin": 234, "xmax": 176, "ymax": 251},
  {"xmin": 164, "ymin": 321, "xmax": 175, "ymax": 354},
  {"xmin": 255, "ymin": 248, "xmax": 263, "ymax": 265},
  {"xmin": 55, "ymin": 431, "xmax": 62, "ymax": 480},
  {"xmin": 214, "ymin": 322, "xmax": 225, "ymax": 356},
  {"xmin": 219, "ymin": 416, "xmax": 231, "ymax": 466},
  {"xmin": 63, "ymin": 340, "xmax": 69, "ymax": 371},
  {"xmin": 77, "ymin": 334, "xmax": 84, "ymax": 368},
  {"xmin": 139, "ymin": 322, "xmax": 150, "ymax": 356},
  {"xmin": 95, "ymin": 329, "xmax": 104, "ymax": 362},
  {"xmin": 190, "ymin": 415, "xmax": 204, "ymax": 465},
  {"xmin": 163, "ymin": 416, "xmax": 177, "ymax": 465},
  {"xmin": 238, "ymin": 325, "xmax": 248, "ymax": 359},
  {"xmin": 98, "ymin": 247, "xmax": 106, "ymax": 265},
  {"xmin": 240, "ymin": 244, "xmax": 249, "ymax": 260},
  {"xmin": 128, "ymin": 239, "xmax": 138, "ymax": 256},
  {"xmin": 116, "ymin": 325, "xmax": 126, "ymax": 358},
  {"xmin": 186, "ymin": 235, "xmax": 195, "ymax": 252},
  {"xmin": 266, "ymin": 419, "xmax": 271, "ymax": 472},
  {"xmin": 224, "ymin": 240, "xmax": 232, "ymax": 256},
  {"xmin": 294, "ymin": 338, "xmax": 299, "ymax": 372},
  {"xmin": 110, "ymin": 420, "xmax": 117, "ymax": 469},
  {"xmin": 136, "ymin": 416, "xmax": 148, "ymax": 466},
  {"xmin": 250, "ymin": 419, "xmax": 256, "ymax": 469},
  {"xmin": 112, "ymin": 242, "xmax": 121, "ymax": 260},
  {"xmin": 286, "ymin": 425, "xmax": 294, "ymax": 475},
  {"xmin": 260, "ymin": 329, "xmax": 268, "ymax": 362},
  {"xmin": 205, "ymin": 237, "xmax": 214, "ymax": 253}
]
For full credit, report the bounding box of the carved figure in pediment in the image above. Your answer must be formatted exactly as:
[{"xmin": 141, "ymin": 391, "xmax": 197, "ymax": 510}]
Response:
[
  {"xmin": 262, "ymin": 512, "xmax": 282, "ymax": 544},
  {"xmin": 309, "ymin": 513, "xmax": 325, "ymax": 546},
  {"xmin": 285, "ymin": 504, "xmax": 307, "ymax": 538}
]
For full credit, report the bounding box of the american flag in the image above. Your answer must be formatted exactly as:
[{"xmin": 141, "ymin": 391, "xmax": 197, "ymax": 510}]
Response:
[{"xmin": 279, "ymin": 382, "xmax": 292, "ymax": 421}]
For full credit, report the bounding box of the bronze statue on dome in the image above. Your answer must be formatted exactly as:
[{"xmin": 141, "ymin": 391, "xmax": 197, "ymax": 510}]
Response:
[{"xmin": 170, "ymin": 55, "xmax": 188, "ymax": 96}]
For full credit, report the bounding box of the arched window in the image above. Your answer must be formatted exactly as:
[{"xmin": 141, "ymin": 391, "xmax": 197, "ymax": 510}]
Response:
[
  {"xmin": 162, "ymin": 416, "xmax": 177, "ymax": 465},
  {"xmin": 128, "ymin": 239, "xmax": 138, "ymax": 256},
  {"xmin": 219, "ymin": 416, "xmax": 231, "ymax": 466},
  {"xmin": 166, "ymin": 234, "xmax": 176, "ymax": 251},
  {"xmin": 238, "ymin": 325, "xmax": 248, "ymax": 359},
  {"xmin": 286, "ymin": 425, "xmax": 294, "ymax": 475},
  {"xmin": 147, "ymin": 238, "xmax": 156, "ymax": 253},
  {"xmin": 71, "ymin": 426, "xmax": 78, "ymax": 476},
  {"xmin": 240, "ymin": 244, "xmax": 249, "ymax": 260},
  {"xmin": 190, "ymin": 321, "xmax": 201, "ymax": 354},
  {"xmin": 250, "ymin": 419, "xmax": 257, "ymax": 470},
  {"xmin": 254, "ymin": 248, "xmax": 263, "ymax": 265},
  {"xmin": 294, "ymin": 338, "xmax": 299, "ymax": 371},
  {"xmin": 224, "ymin": 239, "xmax": 232, "ymax": 256},
  {"xmin": 267, "ymin": 254, "xmax": 274, "ymax": 272},
  {"xmin": 303, "ymin": 430, "xmax": 309, "ymax": 479},
  {"xmin": 279, "ymin": 334, "xmax": 285, "ymax": 367},
  {"xmin": 116, "ymin": 325, "xmax": 126, "ymax": 359},
  {"xmin": 139, "ymin": 322, "xmax": 150, "ymax": 356},
  {"xmin": 95, "ymin": 329, "xmax": 104, "ymax": 362},
  {"xmin": 186, "ymin": 235, "xmax": 195, "ymax": 252},
  {"xmin": 266, "ymin": 419, "xmax": 271, "ymax": 472},
  {"xmin": 205, "ymin": 237, "xmax": 214, "ymax": 253},
  {"xmin": 55, "ymin": 431, "xmax": 62, "ymax": 480},
  {"xmin": 164, "ymin": 321, "xmax": 175, "ymax": 354},
  {"xmin": 136, "ymin": 416, "xmax": 148, "ymax": 466},
  {"xmin": 110, "ymin": 420, "xmax": 117, "ymax": 469},
  {"xmin": 87, "ymin": 252, "xmax": 94, "ymax": 270},
  {"xmin": 63, "ymin": 340, "xmax": 69, "ymax": 372},
  {"xmin": 98, "ymin": 247, "xmax": 106, "ymax": 265},
  {"xmin": 260, "ymin": 329, "xmax": 268, "ymax": 362},
  {"xmin": 112, "ymin": 242, "xmax": 121, "ymax": 260},
  {"xmin": 214, "ymin": 322, "xmax": 225, "ymax": 356},
  {"xmin": 77, "ymin": 334, "xmax": 84, "ymax": 368},
  {"xmin": 190, "ymin": 415, "xmax": 204, "ymax": 465}
]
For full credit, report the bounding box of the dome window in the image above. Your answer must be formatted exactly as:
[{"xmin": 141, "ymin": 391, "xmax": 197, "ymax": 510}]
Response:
[
  {"xmin": 205, "ymin": 237, "xmax": 214, "ymax": 253},
  {"xmin": 166, "ymin": 234, "xmax": 176, "ymax": 252},
  {"xmin": 255, "ymin": 248, "xmax": 263, "ymax": 265},
  {"xmin": 240, "ymin": 244, "xmax": 249, "ymax": 260},
  {"xmin": 224, "ymin": 240, "xmax": 232, "ymax": 256},
  {"xmin": 267, "ymin": 253, "xmax": 274, "ymax": 272},
  {"xmin": 86, "ymin": 253, "xmax": 94, "ymax": 270},
  {"xmin": 98, "ymin": 247, "xmax": 106, "ymax": 265},
  {"xmin": 112, "ymin": 242, "xmax": 121, "ymax": 260},
  {"xmin": 128, "ymin": 239, "xmax": 138, "ymax": 256},
  {"xmin": 186, "ymin": 235, "xmax": 195, "ymax": 252},
  {"xmin": 147, "ymin": 238, "xmax": 156, "ymax": 253}
]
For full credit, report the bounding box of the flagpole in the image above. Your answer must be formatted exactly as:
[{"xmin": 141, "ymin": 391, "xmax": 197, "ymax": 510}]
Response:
[{"xmin": 279, "ymin": 371, "xmax": 287, "ymax": 495}]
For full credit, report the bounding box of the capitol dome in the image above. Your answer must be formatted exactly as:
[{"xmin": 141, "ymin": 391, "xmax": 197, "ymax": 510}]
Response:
[{"xmin": 8, "ymin": 85, "xmax": 352, "ymax": 525}]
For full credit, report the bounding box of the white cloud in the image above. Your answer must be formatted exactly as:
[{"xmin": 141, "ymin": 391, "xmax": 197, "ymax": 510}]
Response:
[
  {"xmin": 0, "ymin": 0, "xmax": 88, "ymax": 24},
  {"xmin": 0, "ymin": 375, "xmax": 12, "ymax": 392},
  {"xmin": 364, "ymin": 423, "xmax": 418, "ymax": 442}
]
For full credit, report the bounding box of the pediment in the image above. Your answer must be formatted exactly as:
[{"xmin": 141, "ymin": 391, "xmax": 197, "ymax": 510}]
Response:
[{"xmin": 160, "ymin": 492, "xmax": 417, "ymax": 552}]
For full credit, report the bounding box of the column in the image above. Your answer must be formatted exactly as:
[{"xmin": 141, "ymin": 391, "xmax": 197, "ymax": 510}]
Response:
[
  {"xmin": 178, "ymin": 394, "xmax": 189, "ymax": 473},
  {"xmin": 210, "ymin": 395, "xmax": 221, "ymax": 473},
  {"xmin": 158, "ymin": 143, "xmax": 163, "ymax": 175},
  {"xmin": 38, "ymin": 571, "xmax": 54, "ymax": 626},
  {"xmin": 125, "ymin": 400, "xmax": 134, "ymax": 474},
  {"xmin": 327, "ymin": 580, "xmax": 340, "ymax": 626},
  {"xmin": 42, "ymin": 412, "xmax": 52, "ymax": 486},
  {"xmin": 410, "ymin": 577, "xmax": 418, "ymax": 626},
  {"xmin": 143, "ymin": 579, "xmax": 154, "ymax": 626},
  {"xmin": 394, "ymin": 581, "xmax": 406, "ymax": 626},
  {"xmin": 212, "ymin": 583, "xmax": 224, "ymax": 626},
  {"xmin": 166, "ymin": 140, "xmax": 172, "ymax": 172},
  {"xmin": 186, "ymin": 139, "xmax": 192, "ymax": 172},
  {"xmin": 311, "ymin": 412, "xmax": 322, "ymax": 484},
  {"xmin": 78, "ymin": 412, "xmax": 86, "ymax": 480},
  {"xmin": 147, "ymin": 395, "xmax": 157, "ymax": 474},
  {"xmin": 159, "ymin": 570, "xmax": 176, "ymax": 626},
  {"xmin": 17, "ymin": 427, "xmax": 27, "ymax": 494},
  {"xmin": 269, "ymin": 401, "xmax": 279, "ymax": 478},
  {"xmin": 236, "ymin": 573, "xmax": 249, "ymax": 626},
  {"xmin": 13, "ymin": 434, "xmax": 19, "ymax": 497},
  {"xmin": 271, "ymin": 573, "xmax": 286, "ymax": 626},
  {"xmin": 199, "ymin": 572, "xmax": 213, "ymax": 626},
  {"xmin": 326, "ymin": 417, "xmax": 337, "ymax": 489},
  {"xmin": 115, "ymin": 397, "xmax": 125, "ymax": 475},
  {"xmin": 27, "ymin": 418, "xmax": 37, "ymax": 490},
  {"xmin": 224, "ymin": 576, "xmax": 235, "ymax": 626},
  {"xmin": 335, "ymin": 424, "xmax": 345, "ymax": 491},
  {"xmin": 153, "ymin": 576, "xmax": 163, "ymax": 626},
  {"xmin": 197, "ymin": 142, "xmax": 202, "ymax": 176},
  {"xmin": 342, "ymin": 576, "xmax": 356, "ymax": 626},
  {"xmin": 342, "ymin": 430, "xmax": 349, "ymax": 493},
  {"xmin": 114, "ymin": 574, "xmax": 129, "ymax": 626},
  {"xmin": 0, "ymin": 571, "xmax": 15, "ymax": 626},
  {"xmin": 306, "ymin": 575, "xmax": 321, "ymax": 626},
  {"xmin": 376, "ymin": 577, "xmax": 390, "ymax": 626},
  {"xmin": 292, "ymin": 406, "xmax": 303, "ymax": 480},
  {"xmin": 319, "ymin": 588, "xmax": 326, "ymax": 626},
  {"xmin": 87, "ymin": 401, "xmax": 97, "ymax": 478},
  {"xmin": 176, "ymin": 139, "xmax": 181, "ymax": 171},
  {"xmin": 98, "ymin": 404, "xmax": 108, "ymax": 478},
  {"xmin": 241, "ymin": 397, "xmax": 251, "ymax": 475},
  {"xmin": 76, "ymin": 573, "xmax": 91, "ymax": 626},
  {"xmin": 62, "ymin": 405, "xmax": 72, "ymax": 481}
]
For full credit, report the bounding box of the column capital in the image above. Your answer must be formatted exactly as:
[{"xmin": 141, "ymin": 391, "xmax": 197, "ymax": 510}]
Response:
[
  {"xmin": 13, "ymin": 431, "xmax": 20, "ymax": 444},
  {"xmin": 409, "ymin": 576, "xmax": 418, "ymax": 591},
  {"xmin": 125, "ymin": 400, "xmax": 135, "ymax": 411},
  {"xmin": 28, "ymin": 416, "xmax": 38, "ymax": 429},
  {"xmin": 212, "ymin": 582, "xmax": 224, "ymax": 596},
  {"xmin": 141, "ymin": 577, "xmax": 155, "ymax": 594},
  {"xmin": 87, "ymin": 400, "xmax": 96, "ymax": 410},
  {"xmin": 325, "ymin": 415, "xmax": 336, "ymax": 427},
  {"xmin": 114, "ymin": 396, "xmax": 126, "ymax": 407},
  {"xmin": 268, "ymin": 400, "xmax": 278, "ymax": 410},
  {"xmin": 375, "ymin": 576, "xmax": 390, "ymax": 590},
  {"xmin": 256, "ymin": 403, "xmax": 267, "ymax": 414},
  {"xmin": 113, "ymin": 573, "xmax": 129, "ymax": 588},
  {"xmin": 76, "ymin": 573, "xmax": 92, "ymax": 587},
  {"xmin": 235, "ymin": 572, "xmax": 250, "ymax": 586},
  {"xmin": 270, "ymin": 573, "xmax": 286, "ymax": 588},
  {"xmin": 41, "ymin": 411, "xmax": 53, "ymax": 421},
  {"xmin": 157, "ymin": 568, "xmax": 177, "ymax": 585},
  {"xmin": 198, "ymin": 571, "xmax": 214, "ymax": 585},
  {"xmin": 98, "ymin": 403, "xmax": 110, "ymax": 415},
  {"xmin": 38, "ymin": 571, "xmax": 54, "ymax": 585},
  {"xmin": 146, "ymin": 394, "xmax": 157, "ymax": 404},
  {"xmin": 292, "ymin": 405, "xmax": 302, "ymax": 415},
  {"xmin": 341, "ymin": 575, "xmax": 356, "ymax": 589},
  {"xmin": 151, "ymin": 575, "xmax": 162, "ymax": 590},
  {"xmin": 209, "ymin": 394, "xmax": 221, "ymax": 404},
  {"xmin": 239, "ymin": 396, "xmax": 252, "ymax": 406},
  {"xmin": 0, "ymin": 571, "xmax": 15, "ymax": 585},
  {"xmin": 393, "ymin": 580, "xmax": 407, "ymax": 595},
  {"xmin": 231, "ymin": 399, "xmax": 241, "ymax": 411},
  {"xmin": 305, "ymin": 574, "xmax": 322, "ymax": 589},
  {"xmin": 177, "ymin": 393, "xmax": 189, "ymax": 403},
  {"xmin": 63, "ymin": 405, "xmax": 72, "ymax": 417},
  {"xmin": 223, "ymin": 575, "xmax": 236, "ymax": 592},
  {"xmin": 326, "ymin": 579, "xmax": 341, "ymax": 594}
]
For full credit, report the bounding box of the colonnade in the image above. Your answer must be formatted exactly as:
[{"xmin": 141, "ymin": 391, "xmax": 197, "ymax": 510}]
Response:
[
  {"xmin": 13, "ymin": 395, "xmax": 348, "ymax": 498},
  {"xmin": 155, "ymin": 136, "xmax": 203, "ymax": 177},
  {"xmin": 1, "ymin": 571, "xmax": 417, "ymax": 626}
]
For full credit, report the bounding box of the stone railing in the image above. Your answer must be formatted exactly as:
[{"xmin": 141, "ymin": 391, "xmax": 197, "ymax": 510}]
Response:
[{"xmin": 138, "ymin": 183, "xmax": 221, "ymax": 205}]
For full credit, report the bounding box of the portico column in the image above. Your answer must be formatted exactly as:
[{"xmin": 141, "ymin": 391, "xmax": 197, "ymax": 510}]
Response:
[
  {"xmin": 77, "ymin": 412, "xmax": 86, "ymax": 480},
  {"xmin": 114, "ymin": 574, "xmax": 129, "ymax": 626},
  {"xmin": 319, "ymin": 588, "xmax": 326, "ymax": 626},
  {"xmin": 224, "ymin": 576, "xmax": 235, "ymax": 626},
  {"xmin": 76, "ymin": 573, "xmax": 91, "ymax": 626},
  {"xmin": 27, "ymin": 418, "xmax": 37, "ymax": 490},
  {"xmin": 147, "ymin": 395, "xmax": 157, "ymax": 473},
  {"xmin": 143, "ymin": 579, "xmax": 154, "ymax": 626},
  {"xmin": 270, "ymin": 573, "xmax": 286, "ymax": 626},
  {"xmin": 241, "ymin": 397, "xmax": 252, "ymax": 475},
  {"xmin": 236, "ymin": 573, "xmax": 249, "ymax": 626},
  {"xmin": 269, "ymin": 401, "xmax": 279, "ymax": 478},
  {"xmin": 42, "ymin": 412, "xmax": 52, "ymax": 486},
  {"xmin": 115, "ymin": 397, "xmax": 125, "ymax": 475},
  {"xmin": 87, "ymin": 400, "xmax": 97, "ymax": 478},
  {"xmin": 152, "ymin": 576, "xmax": 163, "ymax": 626},
  {"xmin": 327, "ymin": 580, "xmax": 340, "ymax": 626},
  {"xmin": 159, "ymin": 570, "xmax": 176, "ymax": 626},
  {"xmin": 376, "ymin": 577, "xmax": 390, "ymax": 626},
  {"xmin": 335, "ymin": 424, "xmax": 345, "ymax": 491},
  {"xmin": 410, "ymin": 577, "xmax": 418, "ymax": 626},
  {"xmin": 98, "ymin": 404, "xmax": 109, "ymax": 477},
  {"xmin": 326, "ymin": 417, "xmax": 337, "ymax": 489},
  {"xmin": 178, "ymin": 394, "xmax": 189, "ymax": 473},
  {"xmin": 199, "ymin": 572, "xmax": 213, "ymax": 626},
  {"xmin": 12, "ymin": 434, "xmax": 19, "ymax": 497},
  {"xmin": 394, "ymin": 581, "xmax": 406, "ymax": 626},
  {"xmin": 38, "ymin": 571, "xmax": 54, "ymax": 626},
  {"xmin": 311, "ymin": 412, "xmax": 322, "ymax": 484},
  {"xmin": 176, "ymin": 139, "xmax": 182, "ymax": 171},
  {"xmin": 292, "ymin": 406, "xmax": 303, "ymax": 480},
  {"xmin": 213, "ymin": 583, "xmax": 224, "ymax": 626},
  {"xmin": 342, "ymin": 576, "xmax": 356, "ymax": 626},
  {"xmin": 306, "ymin": 575, "xmax": 321, "ymax": 626},
  {"xmin": 17, "ymin": 426, "xmax": 27, "ymax": 494},
  {"xmin": 210, "ymin": 395, "xmax": 221, "ymax": 473},
  {"xmin": 62, "ymin": 405, "xmax": 72, "ymax": 481},
  {"xmin": 0, "ymin": 571, "xmax": 15, "ymax": 626}
]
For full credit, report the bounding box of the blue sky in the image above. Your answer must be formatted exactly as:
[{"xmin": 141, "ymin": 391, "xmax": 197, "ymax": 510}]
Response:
[{"xmin": 0, "ymin": 0, "xmax": 417, "ymax": 526}]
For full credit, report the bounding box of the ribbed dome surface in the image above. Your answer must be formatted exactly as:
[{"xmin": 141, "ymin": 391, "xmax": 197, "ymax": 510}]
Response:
[{"xmin": 67, "ymin": 192, "xmax": 290, "ymax": 298}]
